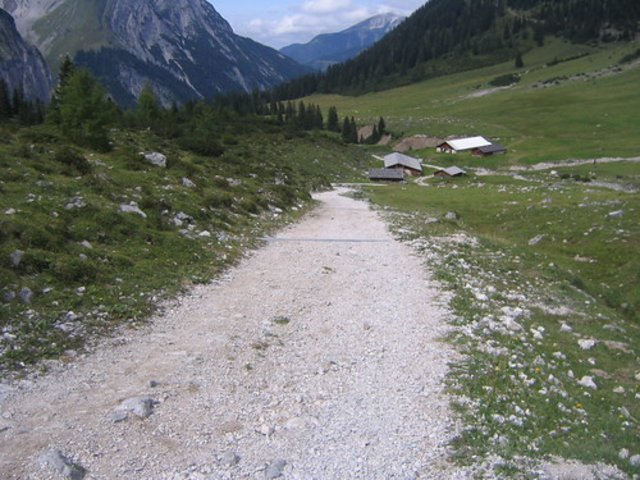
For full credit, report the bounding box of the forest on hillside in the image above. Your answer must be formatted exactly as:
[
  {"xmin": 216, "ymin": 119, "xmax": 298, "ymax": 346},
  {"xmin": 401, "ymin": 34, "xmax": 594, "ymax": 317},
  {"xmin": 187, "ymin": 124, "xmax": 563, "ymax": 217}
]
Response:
[{"xmin": 271, "ymin": 0, "xmax": 640, "ymax": 99}]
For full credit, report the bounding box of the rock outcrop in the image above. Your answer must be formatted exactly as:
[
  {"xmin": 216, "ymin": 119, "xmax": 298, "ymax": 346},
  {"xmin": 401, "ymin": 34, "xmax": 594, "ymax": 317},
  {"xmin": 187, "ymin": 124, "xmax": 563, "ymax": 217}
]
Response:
[{"xmin": 0, "ymin": 7, "xmax": 51, "ymax": 102}]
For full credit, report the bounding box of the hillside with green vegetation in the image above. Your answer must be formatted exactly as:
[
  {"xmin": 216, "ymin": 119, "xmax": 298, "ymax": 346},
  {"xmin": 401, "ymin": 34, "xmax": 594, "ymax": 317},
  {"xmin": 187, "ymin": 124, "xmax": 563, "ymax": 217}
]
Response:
[{"xmin": 0, "ymin": 66, "xmax": 371, "ymax": 375}]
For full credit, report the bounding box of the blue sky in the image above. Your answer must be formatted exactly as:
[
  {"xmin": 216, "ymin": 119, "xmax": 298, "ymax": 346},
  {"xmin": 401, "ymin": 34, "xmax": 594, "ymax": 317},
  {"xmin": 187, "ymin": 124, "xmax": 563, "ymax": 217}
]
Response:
[{"xmin": 209, "ymin": 0, "xmax": 425, "ymax": 49}]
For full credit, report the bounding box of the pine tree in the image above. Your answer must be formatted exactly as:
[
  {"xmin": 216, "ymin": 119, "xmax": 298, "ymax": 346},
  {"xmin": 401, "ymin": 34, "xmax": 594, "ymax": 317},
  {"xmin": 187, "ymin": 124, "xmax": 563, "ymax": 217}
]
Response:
[
  {"xmin": 135, "ymin": 82, "xmax": 159, "ymax": 128},
  {"xmin": 378, "ymin": 116, "xmax": 386, "ymax": 136},
  {"xmin": 341, "ymin": 116, "xmax": 351, "ymax": 142},
  {"xmin": 349, "ymin": 117, "xmax": 358, "ymax": 144},
  {"xmin": 327, "ymin": 106, "xmax": 340, "ymax": 132},
  {"xmin": 515, "ymin": 51, "xmax": 524, "ymax": 68},
  {"xmin": 0, "ymin": 79, "xmax": 10, "ymax": 120},
  {"xmin": 58, "ymin": 68, "xmax": 116, "ymax": 151},
  {"xmin": 48, "ymin": 55, "xmax": 76, "ymax": 124}
]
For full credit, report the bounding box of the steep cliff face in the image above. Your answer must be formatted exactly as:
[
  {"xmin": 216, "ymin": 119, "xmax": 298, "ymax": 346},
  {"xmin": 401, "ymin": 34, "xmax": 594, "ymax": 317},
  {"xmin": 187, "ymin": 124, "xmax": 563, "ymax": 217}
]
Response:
[
  {"xmin": 281, "ymin": 13, "xmax": 404, "ymax": 71},
  {"xmin": 0, "ymin": 7, "xmax": 51, "ymax": 102},
  {"xmin": 0, "ymin": 0, "xmax": 309, "ymax": 106}
]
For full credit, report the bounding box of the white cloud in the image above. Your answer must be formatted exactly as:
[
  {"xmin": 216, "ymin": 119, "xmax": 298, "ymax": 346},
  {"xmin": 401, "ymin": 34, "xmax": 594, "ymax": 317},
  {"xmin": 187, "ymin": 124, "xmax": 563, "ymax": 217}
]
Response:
[
  {"xmin": 241, "ymin": 0, "xmax": 424, "ymax": 48},
  {"xmin": 301, "ymin": 0, "xmax": 353, "ymax": 14}
]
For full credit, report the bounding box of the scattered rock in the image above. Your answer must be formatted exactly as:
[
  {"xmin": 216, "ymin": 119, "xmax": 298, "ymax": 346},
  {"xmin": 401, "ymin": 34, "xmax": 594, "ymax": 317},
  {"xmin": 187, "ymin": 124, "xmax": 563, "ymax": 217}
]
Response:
[
  {"xmin": 198, "ymin": 230, "xmax": 212, "ymax": 238},
  {"xmin": 4, "ymin": 208, "xmax": 17, "ymax": 215},
  {"xmin": 630, "ymin": 455, "xmax": 640, "ymax": 467},
  {"xmin": 79, "ymin": 240, "xmax": 93, "ymax": 249},
  {"xmin": 18, "ymin": 287, "xmax": 34, "ymax": 304},
  {"xmin": 9, "ymin": 250, "xmax": 24, "ymax": 268},
  {"xmin": 578, "ymin": 339, "xmax": 597, "ymax": 350},
  {"xmin": 613, "ymin": 386, "xmax": 625, "ymax": 394},
  {"xmin": 607, "ymin": 210, "xmax": 624, "ymax": 218},
  {"xmin": 257, "ymin": 424, "xmax": 274, "ymax": 436},
  {"xmin": 182, "ymin": 177, "xmax": 196, "ymax": 188},
  {"xmin": 65, "ymin": 196, "xmax": 86, "ymax": 210},
  {"xmin": 560, "ymin": 323, "xmax": 573, "ymax": 333},
  {"xmin": 619, "ymin": 448, "xmax": 629, "ymax": 460},
  {"xmin": 444, "ymin": 211, "xmax": 458, "ymax": 221},
  {"xmin": 220, "ymin": 451, "xmax": 240, "ymax": 467},
  {"xmin": 119, "ymin": 202, "xmax": 147, "ymax": 219},
  {"xmin": 112, "ymin": 396, "xmax": 156, "ymax": 421},
  {"xmin": 3, "ymin": 290, "xmax": 16, "ymax": 302},
  {"xmin": 141, "ymin": 151, "xmax": 167, "ymax": 168},
  {"xmin": 265, "ymin": 459, "xmax": 287, "ymax": 479},
  {"xmin": 528, "ymin": 234, "xmax": 546, "ymax": 246},
  {"xmin": 578, "ymin": 376, "xmax": 598, "ymax": 390},
  {"xmin": 602, "ymin": 340, "xmax": 631, "ymax": 353},
  {"xmin": 38, "ymin": 449, "xmax": 86, "ymax": 480}
]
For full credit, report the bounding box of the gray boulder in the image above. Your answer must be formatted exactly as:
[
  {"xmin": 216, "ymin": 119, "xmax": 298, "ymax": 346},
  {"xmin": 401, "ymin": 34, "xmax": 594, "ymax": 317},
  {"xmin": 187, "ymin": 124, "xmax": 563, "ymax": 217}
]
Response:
[
  {"xmin": 38, "ymin": 449, "xmax": 86, "ymax": 480},
  {"xmin": 141, "ymin": 152, "xmax": 167, "ymax": 168}
]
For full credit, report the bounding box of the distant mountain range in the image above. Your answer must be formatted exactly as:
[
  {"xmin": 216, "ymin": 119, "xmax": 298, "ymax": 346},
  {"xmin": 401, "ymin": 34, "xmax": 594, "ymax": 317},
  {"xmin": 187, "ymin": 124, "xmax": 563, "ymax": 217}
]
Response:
[
  {"xmin": 0, "ymin": 7, "xmax": 51, "ymax": 102},
  {"xmin": 0, "ymin": 0, "xmax": 310, "ymax": 106},
  {"xmin": 280, "ymin": 13, "xmax": 404, "ymax": 71}
]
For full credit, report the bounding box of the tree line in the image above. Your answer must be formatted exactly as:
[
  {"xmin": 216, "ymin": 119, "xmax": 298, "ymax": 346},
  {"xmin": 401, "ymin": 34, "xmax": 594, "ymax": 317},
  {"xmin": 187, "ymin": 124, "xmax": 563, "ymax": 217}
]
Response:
[{"xmin": 1, "ymin": 57, "xmax": 387, "ymax": 154}]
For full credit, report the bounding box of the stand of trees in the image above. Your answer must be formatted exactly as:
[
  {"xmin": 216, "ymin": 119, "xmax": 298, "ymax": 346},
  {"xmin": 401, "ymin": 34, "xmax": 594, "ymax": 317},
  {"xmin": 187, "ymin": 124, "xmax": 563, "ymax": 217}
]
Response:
[
  {"xmin": 0, "ymin": 79, "xmax": 45, "ymax": 125},
  {"xmin": 1, "ymin": 58, "xmax": 386, "ymax": 158}
]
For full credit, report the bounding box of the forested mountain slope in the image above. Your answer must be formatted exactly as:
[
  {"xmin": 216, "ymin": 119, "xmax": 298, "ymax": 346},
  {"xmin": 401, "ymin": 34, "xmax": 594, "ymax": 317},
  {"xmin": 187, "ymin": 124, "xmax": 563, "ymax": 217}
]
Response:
[{"xmin": 273, "ymin": 0, "xmax": 640, "ymax": 98}]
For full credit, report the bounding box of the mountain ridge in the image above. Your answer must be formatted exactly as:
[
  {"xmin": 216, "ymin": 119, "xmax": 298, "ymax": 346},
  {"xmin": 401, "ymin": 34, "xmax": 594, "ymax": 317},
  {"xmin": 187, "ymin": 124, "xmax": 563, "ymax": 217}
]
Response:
[
  {"xmin": 0, "ymin": 0, "xmax": 310, "ymax": 106},
  {"xmin": 280, "ymin": 13, "xmax": 404, "ymax": 71}
]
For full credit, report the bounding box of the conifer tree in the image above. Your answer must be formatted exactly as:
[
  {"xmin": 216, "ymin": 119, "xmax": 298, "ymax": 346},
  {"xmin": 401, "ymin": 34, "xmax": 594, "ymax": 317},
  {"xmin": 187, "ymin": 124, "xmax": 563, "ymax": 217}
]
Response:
[
  {"xmin": 0, "ymin": 79, "xmax": 10, "ymax": 120},
  {"xmin": 48, "ymin": 55, "xmax": 76, "ymax": 124},
  {"xmin": 327, "ymin": 106, "xmax": 340, "ymax": 132},
  {"xmin": 341, "ymin": 116, "xmax": 351, "ymax": 142},
  {"xmin": 135, "ymin": 82, "xmax": 159, "ymax": 128},
  {"xmin": 349, "ymin": 117, "xmax": 358, "ymax": 144},
  {"xmin": 57, "ymin": 68, "xmax": 116, "ymax": 151}
]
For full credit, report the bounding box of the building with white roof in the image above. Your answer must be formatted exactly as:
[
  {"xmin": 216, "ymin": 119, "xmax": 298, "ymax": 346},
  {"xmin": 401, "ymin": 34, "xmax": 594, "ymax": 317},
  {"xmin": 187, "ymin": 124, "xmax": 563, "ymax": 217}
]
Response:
[{"xmin": 436, "ymin": 136, "xmax": 492, "ymax": 153}]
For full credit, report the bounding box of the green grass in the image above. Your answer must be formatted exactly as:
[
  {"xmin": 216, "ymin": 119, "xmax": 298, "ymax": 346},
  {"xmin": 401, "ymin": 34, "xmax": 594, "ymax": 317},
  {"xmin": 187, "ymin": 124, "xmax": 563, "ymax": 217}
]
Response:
[
  {"xmin": 0, "ymin": 121, "xmax": 371, "ymax": 374},
  {"xmin": 308, "ymin": 38, "xmax": 640, "ymax": 166},
  {"xmin": 358, "ymin": 167, "xmax": 639, "ymax": 475}
]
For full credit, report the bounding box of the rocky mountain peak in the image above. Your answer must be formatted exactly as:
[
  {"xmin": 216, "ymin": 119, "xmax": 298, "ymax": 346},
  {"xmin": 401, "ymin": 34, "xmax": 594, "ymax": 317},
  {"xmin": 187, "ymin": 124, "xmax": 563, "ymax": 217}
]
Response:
[
  {"xmin": 0, "ymin": 0, "xmax": 309, "ymax": 106},
  {"xmin": 0, "ymin": 6, "xmax": 52, "ymax": 101}
]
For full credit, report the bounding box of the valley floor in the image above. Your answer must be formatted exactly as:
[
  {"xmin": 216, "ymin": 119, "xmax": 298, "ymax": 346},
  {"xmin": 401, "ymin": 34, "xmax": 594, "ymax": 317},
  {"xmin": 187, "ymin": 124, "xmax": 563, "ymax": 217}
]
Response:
[{"xmin": 0, "ymin": 189, "xmax": 469, "ymax": 479}]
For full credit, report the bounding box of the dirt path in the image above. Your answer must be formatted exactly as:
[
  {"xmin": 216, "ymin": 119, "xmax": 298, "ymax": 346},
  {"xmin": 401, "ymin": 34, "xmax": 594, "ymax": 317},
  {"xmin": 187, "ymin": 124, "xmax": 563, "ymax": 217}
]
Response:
[{"xmin": 0, "ymin": 189, "xmax": 462, "ymax": 479}]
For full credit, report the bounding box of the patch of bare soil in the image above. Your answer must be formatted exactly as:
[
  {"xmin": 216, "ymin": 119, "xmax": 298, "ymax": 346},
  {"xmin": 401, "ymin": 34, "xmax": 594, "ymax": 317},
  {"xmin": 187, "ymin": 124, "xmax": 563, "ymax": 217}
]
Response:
[{"xmin": 394, "ymin": 135, "xmax": 443, "ymax": 153}]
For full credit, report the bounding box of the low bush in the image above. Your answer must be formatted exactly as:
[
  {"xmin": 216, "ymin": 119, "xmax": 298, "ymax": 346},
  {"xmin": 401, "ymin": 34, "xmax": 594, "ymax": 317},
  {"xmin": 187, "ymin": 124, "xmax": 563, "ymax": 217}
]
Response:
[
  {"xmin": 54, "ymin": 147, "xmax": 93, "ymax": 175},
  {"xmin": 488, "ymin": 73, "xmax": 520, "ymax": 87}
]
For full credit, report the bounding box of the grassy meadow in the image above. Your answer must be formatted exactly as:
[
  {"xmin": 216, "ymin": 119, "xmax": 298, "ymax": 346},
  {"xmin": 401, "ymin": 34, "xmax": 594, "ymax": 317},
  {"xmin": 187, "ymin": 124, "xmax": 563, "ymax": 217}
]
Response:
[
  {"xmin": 326, "ymin": 37, "xmax": 640, "ymax": 475},
  {"xmin": 310, "ymin": 38, "xmax": 640, "ymax": 165}
]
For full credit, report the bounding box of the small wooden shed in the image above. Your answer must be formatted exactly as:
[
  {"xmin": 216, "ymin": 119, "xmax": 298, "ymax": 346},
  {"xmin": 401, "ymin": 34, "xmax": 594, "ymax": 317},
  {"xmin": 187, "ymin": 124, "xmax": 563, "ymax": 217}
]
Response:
[
  {"xmin": 434, "ymin": 166, "xmax": 467, "ymax": 178},
  {"xmin": 472, "ymin": 144, "xmax": 507, "ymax": 156},
  {"xmin": 383, "ymin": 152, "xmax": 423, "ymax": 176},
  {"xmin": 368, "ymin": 168, "xmax": 404, "ymax": 182}
]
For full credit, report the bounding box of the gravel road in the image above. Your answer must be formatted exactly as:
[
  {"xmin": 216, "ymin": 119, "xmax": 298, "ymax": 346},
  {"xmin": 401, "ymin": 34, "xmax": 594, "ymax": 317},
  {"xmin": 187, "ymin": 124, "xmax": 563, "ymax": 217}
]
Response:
[{"xmin": 0, "ymin": 188, "xmax": 464, "ymax": 479}]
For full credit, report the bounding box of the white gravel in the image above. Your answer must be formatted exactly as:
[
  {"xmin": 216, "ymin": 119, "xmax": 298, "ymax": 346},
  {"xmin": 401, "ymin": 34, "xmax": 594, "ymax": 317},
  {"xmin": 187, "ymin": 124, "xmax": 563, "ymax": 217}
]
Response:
[{"xmin": 0, "ymin": 188, "xmax": 466, "ymax": 479}]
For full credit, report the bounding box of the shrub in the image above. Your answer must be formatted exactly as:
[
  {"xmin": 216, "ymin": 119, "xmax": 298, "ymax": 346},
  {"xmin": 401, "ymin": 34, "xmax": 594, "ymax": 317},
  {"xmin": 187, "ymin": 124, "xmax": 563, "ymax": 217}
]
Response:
[
  {"xmin": 52, "ymin": 257, "xmax": 98, "ymax": 283},
  {"xmin": 488, "ymin": 73, "xmax": 520, "ymax": 87},
  {"xmin": 54, "ymin": 147, "xmax": 93, "ymax": 175}
]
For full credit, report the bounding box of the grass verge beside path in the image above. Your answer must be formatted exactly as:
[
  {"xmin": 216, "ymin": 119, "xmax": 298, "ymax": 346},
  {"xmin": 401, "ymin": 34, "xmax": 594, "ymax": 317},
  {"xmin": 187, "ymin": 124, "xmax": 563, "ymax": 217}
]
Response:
[
  {"xmin": 357, "ymin": 165, "xmax": 639, "ymax": 476},
  {"xmin": 0, "ymin": 123, "xmax": 370, "ymax": 376}
]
